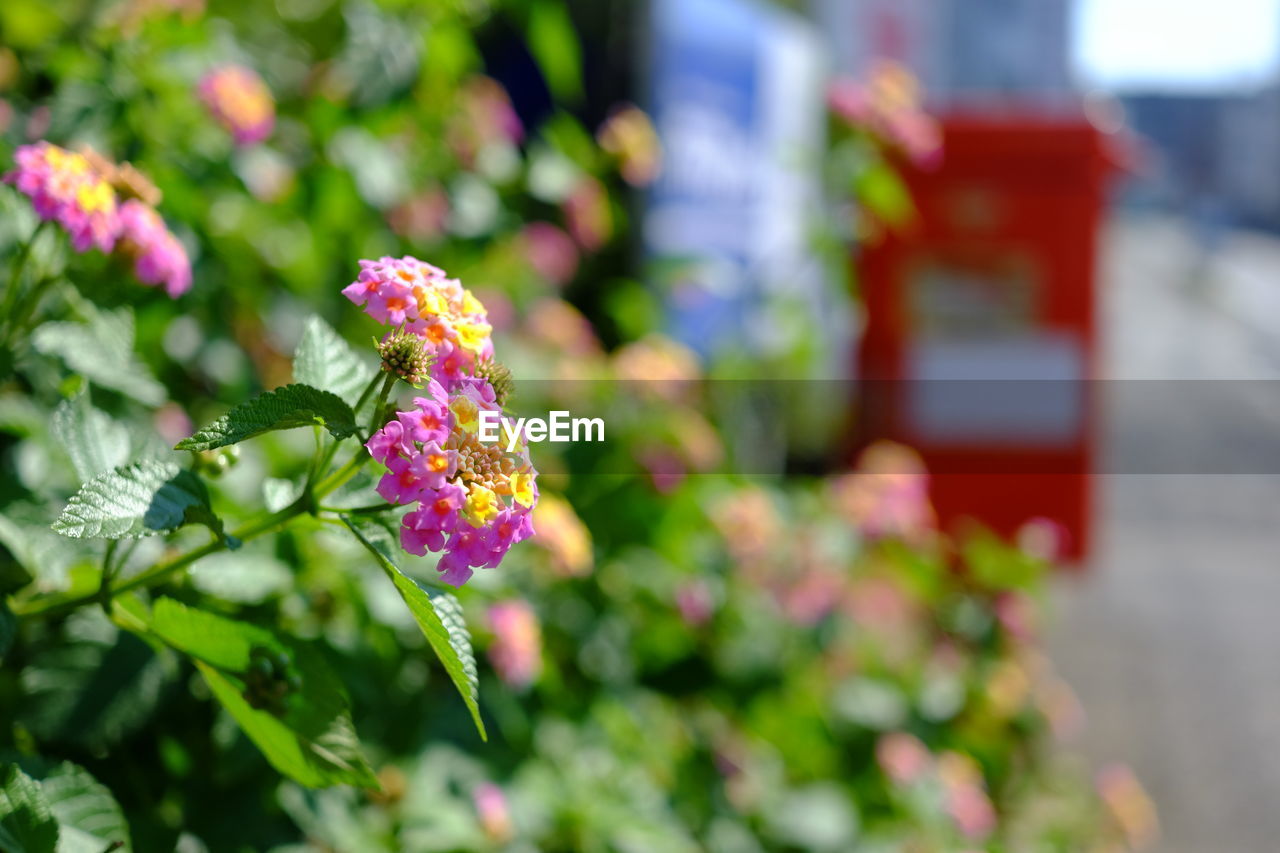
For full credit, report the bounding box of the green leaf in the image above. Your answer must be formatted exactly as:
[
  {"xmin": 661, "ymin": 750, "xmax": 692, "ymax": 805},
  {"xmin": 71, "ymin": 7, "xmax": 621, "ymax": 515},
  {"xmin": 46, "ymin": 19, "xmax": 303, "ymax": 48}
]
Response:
[
  {"xmin": 189, "ymin": 544, "xmax": 291, "ymax": 604},
  {"xmin": 527, "ymin": 0, "xmax": 583, "ymax": 104},
  {"xmin": 0, "ymin": 765, "xmax": 58, "ymax": 853},
  {"xmin": 31, "ymin": 762, "xmax": 130, "ymax": 853},
  {"xmin": 147, "ymin": 598, "xmax": 378, "ymax": 789},
  {"xmin": 0, "ymin": 600, "xmax": 15, "ymax": 663},
  {"xmin": 855, "ymin": 161, "xmax": 915, "ymax": 228},
  {"xmin": 18, "ymin": 612, "xmax": 176, "ymax": 752},
  {"xmin": 0, "ymin": 504, "xmax": 82, "ymax": 592},
  {"xmin": 293, "ymin": 316, "xmax": 375, "ymax": 408},
  {"xmin": 50, "ymin": 391, "xmax": 130, "ymax": 483},
  {"xmin": 32, "ymin": 310, "xmax": 165, "ymax": 406},
  {"xmin": 51, "ymin": 461, "xmax": 224, "ymax": 541},
  {"xmin": 176, "ymin": 384, "xmax": 357, "ymax": 452},
  {"xmin": 342, "ymin": 516, "xmax": 485, "ymax": 739}
]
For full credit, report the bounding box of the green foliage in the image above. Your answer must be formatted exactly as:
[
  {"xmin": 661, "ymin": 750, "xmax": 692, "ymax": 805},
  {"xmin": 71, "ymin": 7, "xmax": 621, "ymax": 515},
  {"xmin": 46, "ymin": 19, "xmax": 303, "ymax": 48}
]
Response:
[
  {"xmin": 293, "ymin": 315, "xmax": 375, "ymax": 408},
  {"xmin": 146, "ymin": 598, "xmax": 379, "ymax": 790},
  {"xmin": 31, "ymin": 311, "xmax": 165, "ymax": 406},
  {"xmin": 343, "ymin": 516, "xmax": 485, "ymax": 740},
  {"xmin": 526, "ymin": 1, "xmax": 584, "ymax": 104},
  {"xmin": 176, "ymin": 384, "xmax": 359, "ymax": 452},
  {"xmin": 0, "ymin": 765, "xmax": 58, "ymax": 853},
  {"xmin": 51, "ymin": 461, "xmax": 224, "ymax": 541},
  {"xmin": 26, "ymin": 761, "xmax": 131, "ymax": 853},
  {"xmin": 50, "ymin": 391, "xmax": 130, "ymax": 484}
]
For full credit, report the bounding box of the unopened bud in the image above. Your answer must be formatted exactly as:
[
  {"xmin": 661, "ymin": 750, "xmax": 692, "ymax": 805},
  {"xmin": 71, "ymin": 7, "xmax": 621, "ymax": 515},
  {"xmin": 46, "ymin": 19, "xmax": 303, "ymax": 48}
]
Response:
[
  {"xmin": 378, "ymin": 331, "xmax": 432, "ymax": 386},
  {"xmin": 474, "ymin": 358, "xmax": 514, "ymax": 406}
]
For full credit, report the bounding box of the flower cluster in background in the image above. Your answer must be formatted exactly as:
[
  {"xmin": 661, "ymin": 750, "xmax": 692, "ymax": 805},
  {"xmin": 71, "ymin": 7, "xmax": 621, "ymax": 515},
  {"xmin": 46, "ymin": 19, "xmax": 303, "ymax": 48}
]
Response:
[
  {"xmin": 6, "ymin": 142, "xmax": 119, "ymax": 252},
  {"xmin": 4, "ymin": 142, "xmax": 191, "ymax": 295},
  {"xmin": 828, "ymin": 60, "xmax": 942, "ymax": 166},
  {"xmin": 197, "ymin": 65, "xmax": 275, "ymax": 146}
]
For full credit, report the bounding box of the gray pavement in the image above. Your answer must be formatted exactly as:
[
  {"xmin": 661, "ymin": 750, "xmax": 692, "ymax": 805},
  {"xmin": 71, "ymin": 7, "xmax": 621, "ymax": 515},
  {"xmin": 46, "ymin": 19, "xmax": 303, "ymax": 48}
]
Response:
[{"xmin": 1048, "ymin": 216, "xmax": 1280, "ymax": 852}]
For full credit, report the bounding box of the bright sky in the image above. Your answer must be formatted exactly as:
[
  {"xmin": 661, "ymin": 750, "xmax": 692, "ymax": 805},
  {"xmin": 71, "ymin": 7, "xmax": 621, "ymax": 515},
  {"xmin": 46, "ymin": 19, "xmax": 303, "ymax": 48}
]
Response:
[{"xmin": 1073, "ymin": 0, "xmax": 1280, "ymax": 92}]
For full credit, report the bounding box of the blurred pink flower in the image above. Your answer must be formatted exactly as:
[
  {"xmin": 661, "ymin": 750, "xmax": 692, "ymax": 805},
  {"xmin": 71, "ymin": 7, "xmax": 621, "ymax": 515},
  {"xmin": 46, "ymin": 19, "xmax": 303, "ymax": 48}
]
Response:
[
  {"xmin": 562, "ymin": 176, "xmax": 612, "ymax": 251},
  {"xmin": 472, "ymin": 782, "xmax": 514, "ymax": 843},
  {"xmin": 153, "ymin": 403, "xmax": 193, "ymax": 446},
  {"xmin": 831, "ymin": 442, "xmax": 934, "ymax": 541},
  {"xmin": 487, "ymin": 600, "xmax": 542, "ymax": 689},
  {"xmin": 675, "ymin": 580, "xmax": 714, "ymax": 626},
  {"xmin": 532, "ymin": 493, "xmax": 593, "ymax": 577},
  {"xmin": 876, "ymin": 732, "xmax": 932, "ymax": 786},
  {"xmin": 828, "ymin": 61, "xmax": 942, "ymax": 165},
  {"xmin": 597, "ymin": 104, "xmax": 662, "ymax": 186},
  {"xmin": 198, "ymin": 65, "xmax": 274, "ymax": 145},
  {"xmin": 119, "ymin": 199, "xmax": 191, "ymax": 297},
  {"xmin": 1096, "ymin": 763, "xmax": 1159, "ymax": 849},
  {"xmin": 524, "ymin": 299, "xmax": 601, "ymax": 358},
  {"xmin": 781, "ymin": 566, "xmax": 844, "ymax": 626},
  {"xmin": 450, "ymin": 76, "xmax": 523, "ymax": 164},
  {"xmin": 1017, "ymin": 516, "xmax": 1070, "ymax": 563},
  {"xmin": 938, "ymin": 752, "xmax": 996, "ymax": 841},
  {"xmin": 994, "ymin": 590, "xmax": 1038, "ymax": 643},
  {"xmin": 388, "ymin": 187, "xmax": 448, "ymax": 244},
  {"xmin": 520, "ymin": 221, "xmax": 579, "ymax": 286},
  {"xmin": 5, "ymin": 142, "xmax": 121, "ymax": 252}
]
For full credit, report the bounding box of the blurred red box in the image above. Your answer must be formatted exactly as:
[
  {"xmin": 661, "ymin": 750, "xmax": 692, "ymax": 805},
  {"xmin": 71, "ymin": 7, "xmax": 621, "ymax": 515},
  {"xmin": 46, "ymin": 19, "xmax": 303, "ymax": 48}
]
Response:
[{"xmin": 855, "ymin": 117, "xmax": 1122, "ymax": 563}]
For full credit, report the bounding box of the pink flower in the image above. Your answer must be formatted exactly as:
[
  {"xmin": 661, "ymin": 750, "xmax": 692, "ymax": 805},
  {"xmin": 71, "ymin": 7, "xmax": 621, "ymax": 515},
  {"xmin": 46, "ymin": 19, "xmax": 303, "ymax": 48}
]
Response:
[
  {"xmin": 519, "ymin": 222, "xmax": 579, "ymax": 286},
  {"xmin": 675, "ymin": 581, "xmax": 714, "ymax": 627},
  {"xmin": 342, "ymin": 256, "xmax": 493, "ymax": 390},
  {"xmin": 876, "ymin": 732, "xmax": 932, "ymax": 786},
  {"xmin": 365, "ymin": 384, "xmax": 538, "ymax": 586},
  {"xmin": 472, "ymin": 783, "xmax": 514, "ymax": 843},
  {"xmin": 198, "ymin": 65, "xmax": 274, "ymax": 145},
  {"xmin": 938, "ymin": 752, "xmax": 996, "ymax": 842},
  {"xmin": 487, "ymin": 600, "xmax": 542, "ymax": 688},
  {"xmin": 401, "ymin": 483, "xmax": 465, "ymax": 555},
  {"xmin": 832, "ymin": 442, "xmax": 935, "ymax": 541},
  {"xmin": 118, "ymin": 200, "xmax": 191, "ymax": 297},
  {"xmin": 597, "ymin": 104, "xmax": 662, "ymax": 186},
  {"xmin": 562, "ymin": 176, "xmax": 612, "ymax": 251},
  {"xmin": 365, "ymin": 418, "xmax": 411, "ymax": 464},
  {"xmin": 5, "ymin": 142, "xmax": 121, "ymax": 253}
]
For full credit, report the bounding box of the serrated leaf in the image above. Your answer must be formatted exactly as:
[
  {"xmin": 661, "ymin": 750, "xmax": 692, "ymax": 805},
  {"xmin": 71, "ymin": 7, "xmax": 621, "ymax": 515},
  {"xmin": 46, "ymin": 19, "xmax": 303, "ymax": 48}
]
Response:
[
  {"xmin": 32, "ymin": 311, "xmax": 165, "ymax": 406},
  {"xmin": 176, "ymin": 384, "xmax": 357, "ymax": 452},
  {"xmin": 293, "ymin": 316, "xmax": 375, "ymax": 408},
  {"xmin": 0, "ymin": 765, "xmax": 58, "ymax": 853},
  {"xmin": 52, "ymin": 461, "xmax": 224, "ymax": 541},
  {"xmin": 50, "ymin": 392, "xmax": 130, "ymax": 483},
  {"xmin": 342, "ymin": 516, "xmax": 485, "ymax": 739},
  {"xmin": 33, "ymin": 762, "xmax": 130, "ymax": 853},
  {"xmin": 147, "ymin": 598, "xmax": 378, "ymax": 789}
]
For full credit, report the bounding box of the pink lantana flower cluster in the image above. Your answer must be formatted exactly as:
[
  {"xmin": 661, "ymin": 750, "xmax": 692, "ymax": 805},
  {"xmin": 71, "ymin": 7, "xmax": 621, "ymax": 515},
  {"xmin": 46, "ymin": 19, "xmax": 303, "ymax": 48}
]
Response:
[
  {"xmin": 118, "ymin": 200, "xmax": 193, "ymax": 297},
  {"xmin": 365, "ymin": 370, "xmax": 536, "ymax": 587},
  {"xmin": 342, "ymin": 256, "xmax": 494, "ymax": 388},
  {"xmin": 4, "ymin": 143, "xmax": 192, "ymax": 297},
  {"xmin": 5, "ymin": 142, "xmax": 120, "ymax": 252},
  {"xmin": 198, "ymin": 65, "xmax": 275, "ymax": 146},
  {"xmin": 828, "ymin": 60, "xmax": 942, "ymax": 166}
]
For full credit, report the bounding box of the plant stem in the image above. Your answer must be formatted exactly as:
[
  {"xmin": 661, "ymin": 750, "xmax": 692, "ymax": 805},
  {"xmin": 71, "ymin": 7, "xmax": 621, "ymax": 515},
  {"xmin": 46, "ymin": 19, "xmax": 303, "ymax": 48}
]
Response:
[
  {"xmin": 1, "ymin": 220, "xmax": 50, "ymax": 342},
  {"xmin": 16, "ymin": 494, "xmax": 313, "ymax": 620}
]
